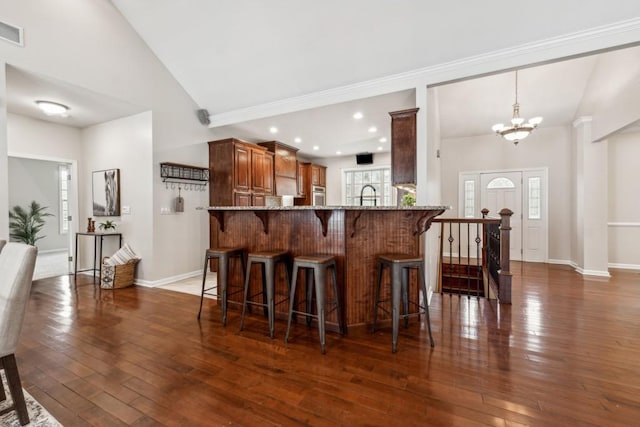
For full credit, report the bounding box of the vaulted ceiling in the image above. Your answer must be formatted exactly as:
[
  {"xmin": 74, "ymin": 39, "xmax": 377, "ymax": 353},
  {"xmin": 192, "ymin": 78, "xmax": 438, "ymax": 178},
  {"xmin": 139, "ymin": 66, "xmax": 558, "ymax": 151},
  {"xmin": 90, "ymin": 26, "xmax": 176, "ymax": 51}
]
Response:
[{"xmin": 6, "ymin": 2, "xmax": 640, "ymax": 158}]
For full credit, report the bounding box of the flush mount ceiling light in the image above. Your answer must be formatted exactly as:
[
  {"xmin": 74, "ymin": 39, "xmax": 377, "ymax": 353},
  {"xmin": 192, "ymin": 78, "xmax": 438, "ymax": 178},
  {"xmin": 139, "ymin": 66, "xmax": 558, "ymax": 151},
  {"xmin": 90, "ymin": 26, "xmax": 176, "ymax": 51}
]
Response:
[
  {"xmin": 269, "ymin": 126, "xmax": 278, "ymax": 134},
  {"xmin": 491, "ymin": 70, "xmax": 542, "ymax": 145},
  {"xmin": 36, "ymin": 100, "xmax": 69, "ymax": 117}
]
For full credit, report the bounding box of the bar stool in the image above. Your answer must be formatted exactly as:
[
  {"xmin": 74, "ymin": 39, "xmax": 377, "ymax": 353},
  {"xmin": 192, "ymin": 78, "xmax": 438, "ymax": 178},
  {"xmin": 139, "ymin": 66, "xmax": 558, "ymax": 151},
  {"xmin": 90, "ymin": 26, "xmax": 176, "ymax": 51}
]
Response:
[
  {"xmin": 372, "ymin": 253, "xmax": 435, "ymax": 353},
  {"xmin": 285, "ymin": 254, "xmax": 345, "ymax": 354},
  {"xmin": 198, "ymin": 247, "xmax": 247, "ymax": 325},
  {"xmin": 240, "ymin": 250, "xmax": 291, "ymax": 338}
]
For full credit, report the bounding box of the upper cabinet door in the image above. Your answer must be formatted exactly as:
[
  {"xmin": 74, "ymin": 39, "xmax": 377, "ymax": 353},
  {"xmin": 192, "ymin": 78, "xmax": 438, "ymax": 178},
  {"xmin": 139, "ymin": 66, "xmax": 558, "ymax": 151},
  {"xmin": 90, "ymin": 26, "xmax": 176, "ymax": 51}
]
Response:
[
  {"xmin": 234, "ymin": 144, "xmax": 251, "ymax": 192},
  {"xmin": 251, "ymin": 149, "xmax": 265, "ymax": 192},
  {"xmin": 264, "ymin": 153, "xmax": 274, "ymax": 195},
  {"xmin": 311, "ymin": 165, "xmax": 320, "ymax": 186},
  {"xmin": 390, "ymin": 108, "xmax": 419, "ymax": 187}
]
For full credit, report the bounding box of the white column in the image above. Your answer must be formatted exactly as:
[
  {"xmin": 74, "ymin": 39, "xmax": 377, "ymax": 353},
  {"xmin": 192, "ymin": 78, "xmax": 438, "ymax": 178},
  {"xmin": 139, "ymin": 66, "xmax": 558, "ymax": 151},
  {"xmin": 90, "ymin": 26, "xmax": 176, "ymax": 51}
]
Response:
[
  {"xmin": 0, "ymin": 63, "xmax": 9, "ymax": 237},
  {"xmin": 573, "ymin": 117, "xmax": 610, "ymax": 277},
  {"xmin": 416, "ymin": 85, "xmax": 444, "ymax": 297},
  {"xmin": 415, "ymin": 85, "xmax": 428, "ymax": 204}
]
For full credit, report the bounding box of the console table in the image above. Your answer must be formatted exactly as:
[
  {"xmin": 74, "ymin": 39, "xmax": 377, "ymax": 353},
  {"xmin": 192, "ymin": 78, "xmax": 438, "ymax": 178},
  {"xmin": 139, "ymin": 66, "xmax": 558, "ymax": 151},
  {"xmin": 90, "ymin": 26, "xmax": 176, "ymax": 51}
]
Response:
[{"xmin": 74, "ymin": 232, "xmax": 122, "ymax": 282}]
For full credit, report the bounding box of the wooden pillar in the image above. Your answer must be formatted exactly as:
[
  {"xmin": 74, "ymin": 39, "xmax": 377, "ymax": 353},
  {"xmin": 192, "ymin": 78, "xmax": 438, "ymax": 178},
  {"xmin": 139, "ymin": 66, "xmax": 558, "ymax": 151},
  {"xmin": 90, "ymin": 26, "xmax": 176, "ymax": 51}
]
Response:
[{"xmin": 498, "ymin": 208, "xmax": 513, "ymax": 303}]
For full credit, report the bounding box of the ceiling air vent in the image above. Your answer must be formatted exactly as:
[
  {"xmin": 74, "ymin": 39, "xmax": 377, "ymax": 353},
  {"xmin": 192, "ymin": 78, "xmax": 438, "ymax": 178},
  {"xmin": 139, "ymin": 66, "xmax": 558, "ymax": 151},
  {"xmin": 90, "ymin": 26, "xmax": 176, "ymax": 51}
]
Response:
[{"xmin": 0, "ymin": 20, "xmax": 23, "ymax": 46}]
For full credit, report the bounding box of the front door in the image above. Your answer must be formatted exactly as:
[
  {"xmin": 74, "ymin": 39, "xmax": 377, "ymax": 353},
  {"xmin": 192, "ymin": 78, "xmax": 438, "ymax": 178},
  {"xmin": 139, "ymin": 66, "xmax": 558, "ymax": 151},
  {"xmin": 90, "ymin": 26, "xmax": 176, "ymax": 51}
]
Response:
[{"xmin": 481, "ymin": 172, "xmax": 523, "ymax": 261}]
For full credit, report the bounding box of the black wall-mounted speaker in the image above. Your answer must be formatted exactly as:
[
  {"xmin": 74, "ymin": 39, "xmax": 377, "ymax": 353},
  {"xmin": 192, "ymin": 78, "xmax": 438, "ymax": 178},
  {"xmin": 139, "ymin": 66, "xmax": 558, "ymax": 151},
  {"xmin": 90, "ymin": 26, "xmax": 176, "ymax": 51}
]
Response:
[
  {"xmin": 197, "ymin": 108, "xmax": 210, "ymax": 126},
  {"xmin": 356, "ymin": 152, "xmax": 374, "ymax": 165}
]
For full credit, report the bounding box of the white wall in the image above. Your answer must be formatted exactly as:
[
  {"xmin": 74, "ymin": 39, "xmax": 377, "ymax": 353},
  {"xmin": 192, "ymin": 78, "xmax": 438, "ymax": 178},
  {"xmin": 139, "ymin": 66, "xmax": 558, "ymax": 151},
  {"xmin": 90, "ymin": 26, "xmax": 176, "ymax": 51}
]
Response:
[
  {"xmin": 6, "ymin": 113, "xmax": 82, "ymax": 252},
  {"xmin": 80, "ymin": 112, "xmax": 153, "ymax": 279},
  {"xmin": 151, "ymin": 143, "xmax": 210, "ymax": 284},
  {"xmin": 578, "ymin": 47, "xmax": 640, "ymax": 141},
  {"xmin": 7, "ymin": 113, "xmax": 83, "ymax": 161},
  {"xmin": 608, "ymin": 130, "xmax": 640, "ymax": 268},
  {"xmin": 8, "ymin": 157, "xmax": 68, "ymax": 251},
  {"xmin": 0, "ymin": 1, "xmax": 217, "ymax": 282},
  {"xmin": 441, "ymin": 126, "xmax": 573, "ymax": 262}
]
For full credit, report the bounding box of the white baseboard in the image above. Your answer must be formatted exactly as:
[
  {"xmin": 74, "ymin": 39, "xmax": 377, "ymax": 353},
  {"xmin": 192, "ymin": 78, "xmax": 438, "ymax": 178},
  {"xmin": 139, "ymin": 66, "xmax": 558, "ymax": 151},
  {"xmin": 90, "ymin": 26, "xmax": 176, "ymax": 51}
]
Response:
[
  {"xmin": 134, "ymin": 269, "xmax": 202, "ymax": 288},
  {"xmin": 608, "ymin": 263, "xmax": 640, "ymax": 271},
  {"xmin": 547, "ymin": 259, "xmax": 572, "ymax": 265},
  {"xmin": 573, "ymin": 265, "xmax": 611, "ymax": 278}
]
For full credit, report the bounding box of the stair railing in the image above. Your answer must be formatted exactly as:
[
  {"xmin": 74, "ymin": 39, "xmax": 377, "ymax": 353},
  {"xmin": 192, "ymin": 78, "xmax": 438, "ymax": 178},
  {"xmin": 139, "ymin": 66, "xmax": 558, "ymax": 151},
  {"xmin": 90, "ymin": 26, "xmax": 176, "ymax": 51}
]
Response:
[{"xmin": 433, "ymin": 208, "xmax": 512, "ymax": 304}]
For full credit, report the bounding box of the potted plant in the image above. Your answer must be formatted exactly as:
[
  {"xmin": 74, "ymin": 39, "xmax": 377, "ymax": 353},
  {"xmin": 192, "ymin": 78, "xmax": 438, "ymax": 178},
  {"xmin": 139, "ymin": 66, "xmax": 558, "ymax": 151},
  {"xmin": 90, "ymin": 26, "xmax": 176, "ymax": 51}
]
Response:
[
  {"xmin": 99, "ymin": 220, "xmax": 117, "ymax": 232},
  {"xmin": 401, "ymin": 193, "xmax": 416, "ymax": 207},
  {"xmin": 9, "ymin": 201, "xmax": 53, "ymax": 246}
]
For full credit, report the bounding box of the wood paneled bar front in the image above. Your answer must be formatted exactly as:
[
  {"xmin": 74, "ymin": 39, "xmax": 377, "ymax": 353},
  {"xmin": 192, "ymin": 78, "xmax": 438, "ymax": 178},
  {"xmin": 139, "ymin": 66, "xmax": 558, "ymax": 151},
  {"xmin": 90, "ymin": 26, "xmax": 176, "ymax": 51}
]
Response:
[{"xmin": 208, "ymin": 206, "xmax": 447, "ymax": 329}]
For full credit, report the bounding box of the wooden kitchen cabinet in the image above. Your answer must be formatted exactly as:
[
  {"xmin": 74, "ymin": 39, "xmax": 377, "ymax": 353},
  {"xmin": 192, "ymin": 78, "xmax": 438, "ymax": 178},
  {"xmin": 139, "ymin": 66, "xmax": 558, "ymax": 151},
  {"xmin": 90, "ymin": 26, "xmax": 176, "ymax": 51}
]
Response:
[
  {"xmin": 295, "ymin": 162, "xmax": 326, "ymax": 205},
  {"xmin": 209, "ymin": 138, "xmax": 273, "ymax": 206},
  {"xmin": 258, "ymin": 141, "xmax": 298, "ymax": 196},
  {"xmin": 311, "ymin": 164, "xmax": 326, "ymax": 186},
  {"xmin": 389, "ymin": 108, "xmax": 419, "ymax": 188},
  {"xmin": 297, "ymin": 161, "xmax": 306, "ymax": 197}
]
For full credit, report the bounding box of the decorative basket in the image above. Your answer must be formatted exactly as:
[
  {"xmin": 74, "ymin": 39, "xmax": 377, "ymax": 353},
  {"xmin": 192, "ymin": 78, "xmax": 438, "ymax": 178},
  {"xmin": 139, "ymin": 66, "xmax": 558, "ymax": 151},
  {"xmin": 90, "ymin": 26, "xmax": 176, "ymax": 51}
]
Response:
[{"xmin": 100, "ymin": 257, "xmax": 139, "ymax": 289}]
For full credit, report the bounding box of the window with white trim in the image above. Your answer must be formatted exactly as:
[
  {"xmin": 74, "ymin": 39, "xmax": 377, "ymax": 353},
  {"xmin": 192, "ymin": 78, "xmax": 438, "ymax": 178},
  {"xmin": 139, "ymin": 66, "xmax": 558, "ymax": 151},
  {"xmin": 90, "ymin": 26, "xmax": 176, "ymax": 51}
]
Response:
[
  {"xmin": 59, "ymin": 165, "xmax": 69, "ymax": 234},
  {"xmin": 343, "ymin": 167, "xmax": 393, "ymax": 206}
]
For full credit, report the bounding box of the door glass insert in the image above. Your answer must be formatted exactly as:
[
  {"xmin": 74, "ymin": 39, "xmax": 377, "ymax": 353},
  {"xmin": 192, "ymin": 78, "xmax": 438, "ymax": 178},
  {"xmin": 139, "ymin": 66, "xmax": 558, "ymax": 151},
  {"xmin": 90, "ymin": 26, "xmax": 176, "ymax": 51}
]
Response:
[
  {"xmin": 528, "ymin": 177, "xmax": 541, "ymax": 219},
  {"xmin": 486, "ymin": 177, "xmax": 515, "ymax": 189}
]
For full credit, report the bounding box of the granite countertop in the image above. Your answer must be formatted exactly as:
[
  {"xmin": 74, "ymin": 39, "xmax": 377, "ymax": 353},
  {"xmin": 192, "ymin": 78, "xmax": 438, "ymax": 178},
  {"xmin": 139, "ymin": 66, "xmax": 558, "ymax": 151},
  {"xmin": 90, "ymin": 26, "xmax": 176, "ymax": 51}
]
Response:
[{"xmin": 208, "ymin": 205, "xmax": 450, "ymax": 211}]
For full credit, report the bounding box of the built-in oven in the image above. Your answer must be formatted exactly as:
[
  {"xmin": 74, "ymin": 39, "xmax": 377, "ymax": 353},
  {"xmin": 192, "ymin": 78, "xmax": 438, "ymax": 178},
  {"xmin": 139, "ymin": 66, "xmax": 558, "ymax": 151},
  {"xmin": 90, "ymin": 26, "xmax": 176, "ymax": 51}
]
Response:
[{"xmin": 311, "ymin": 185, "xmax": 326, "ymax": 206}]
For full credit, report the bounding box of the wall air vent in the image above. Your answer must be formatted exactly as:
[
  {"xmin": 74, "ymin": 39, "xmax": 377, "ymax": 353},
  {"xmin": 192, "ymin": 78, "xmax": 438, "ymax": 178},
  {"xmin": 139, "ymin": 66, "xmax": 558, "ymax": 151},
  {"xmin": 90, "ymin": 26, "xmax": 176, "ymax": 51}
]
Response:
[{"xmin": 0, "ymin": 20, "xmax": 23, "ymax": 46}]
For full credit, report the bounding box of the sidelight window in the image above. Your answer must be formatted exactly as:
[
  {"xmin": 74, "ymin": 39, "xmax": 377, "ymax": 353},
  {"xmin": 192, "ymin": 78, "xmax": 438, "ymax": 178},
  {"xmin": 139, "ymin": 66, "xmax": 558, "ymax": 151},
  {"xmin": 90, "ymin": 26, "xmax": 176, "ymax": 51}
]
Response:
[{"xmin": 59, "ymin": 164, "xmax": 69, "ymax": 234}]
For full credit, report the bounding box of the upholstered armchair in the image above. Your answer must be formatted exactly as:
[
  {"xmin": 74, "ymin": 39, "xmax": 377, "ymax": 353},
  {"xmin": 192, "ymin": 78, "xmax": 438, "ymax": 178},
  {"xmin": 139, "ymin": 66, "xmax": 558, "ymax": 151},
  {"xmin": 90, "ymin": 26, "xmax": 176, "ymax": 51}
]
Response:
[{"xmin": 0, "ymin": 242, "xmax": 37, "ymax": 425}]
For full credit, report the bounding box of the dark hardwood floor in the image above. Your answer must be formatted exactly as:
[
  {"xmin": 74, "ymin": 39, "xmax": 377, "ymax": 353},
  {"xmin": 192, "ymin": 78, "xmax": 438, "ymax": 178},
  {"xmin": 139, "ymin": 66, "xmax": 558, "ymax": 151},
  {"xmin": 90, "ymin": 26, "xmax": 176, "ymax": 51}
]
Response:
[{"xmin": 14, "ymin": 263, "xmax": 640, "ymax": 426}]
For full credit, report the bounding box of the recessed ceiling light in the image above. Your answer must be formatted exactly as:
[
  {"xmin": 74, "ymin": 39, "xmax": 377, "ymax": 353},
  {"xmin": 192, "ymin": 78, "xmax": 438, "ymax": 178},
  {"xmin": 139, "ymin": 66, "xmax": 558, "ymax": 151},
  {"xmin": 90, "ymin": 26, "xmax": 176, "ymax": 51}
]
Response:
[
  {"xmin": 368, "ymin": 126, "xmax": 377, "ymax": 133},
  {"xmin": 294, "ymin": 137, "xmax": 302, "ymax": 143},
  {"xmin": 377, "ymin": 146, "xmax": 383, "ymax": 151},
  {"xmin": 353, "ymin": 112, "xmax": 363, "ymax": 120},
  {"xmin": 336, "ymin": 151, "xmax": 342, "ymax": 155},
  {"xmin": 36, "ymin": 100, "xmax": 69, "ymax": 117},
  {"xmin": 379, "ymin": 137, "xmax": 387, "ymax": 143},
  {"xmin": 312, "ymin": 145, "xmax": 319, "ymax": 151},
  {"xmin": 269, "ymin": 126, "xmax": 278, "ymax": 134}
]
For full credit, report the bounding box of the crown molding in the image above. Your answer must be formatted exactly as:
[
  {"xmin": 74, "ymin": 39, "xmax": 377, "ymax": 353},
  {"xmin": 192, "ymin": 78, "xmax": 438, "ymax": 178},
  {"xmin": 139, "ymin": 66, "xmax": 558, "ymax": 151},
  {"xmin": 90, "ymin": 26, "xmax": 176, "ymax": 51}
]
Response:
[
  {"xmin": 573, "ymin": 116, "xmax": 593, "ymax": 127},
  {"xmin": 209, "ymin": 17, "xmax": 640, "ymax": 128}
]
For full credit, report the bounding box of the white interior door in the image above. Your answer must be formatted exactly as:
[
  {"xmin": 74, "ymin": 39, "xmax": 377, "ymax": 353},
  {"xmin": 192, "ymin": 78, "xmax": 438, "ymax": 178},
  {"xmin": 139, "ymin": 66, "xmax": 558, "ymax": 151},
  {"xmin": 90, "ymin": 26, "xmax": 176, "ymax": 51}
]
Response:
[{"xmin": 481, "ymin": 172, "xmax": 523, "ymax": 261}]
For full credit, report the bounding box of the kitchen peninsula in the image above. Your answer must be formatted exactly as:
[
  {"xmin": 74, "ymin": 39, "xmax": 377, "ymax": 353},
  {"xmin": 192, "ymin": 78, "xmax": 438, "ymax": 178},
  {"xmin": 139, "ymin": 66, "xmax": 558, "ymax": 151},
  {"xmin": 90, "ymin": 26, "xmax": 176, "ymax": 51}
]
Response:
[{"xmin": 208, "ymin": 205, "xmax": 447, "ymax": 328}]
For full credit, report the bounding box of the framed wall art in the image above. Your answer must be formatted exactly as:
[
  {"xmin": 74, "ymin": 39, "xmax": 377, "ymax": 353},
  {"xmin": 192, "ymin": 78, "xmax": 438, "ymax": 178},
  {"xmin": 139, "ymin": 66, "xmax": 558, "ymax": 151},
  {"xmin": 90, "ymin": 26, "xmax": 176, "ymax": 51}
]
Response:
[{"xmin": 92, "ymin": 168, "xmax": 121, "ymax": 216}]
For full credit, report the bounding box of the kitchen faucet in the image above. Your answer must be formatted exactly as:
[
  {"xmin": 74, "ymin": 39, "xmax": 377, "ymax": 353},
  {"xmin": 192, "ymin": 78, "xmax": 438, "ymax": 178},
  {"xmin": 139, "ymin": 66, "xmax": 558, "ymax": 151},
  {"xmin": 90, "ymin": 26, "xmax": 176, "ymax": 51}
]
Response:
[{"xmin": 360, "ymin": 184, "xmax": 377, "ymax": 206}]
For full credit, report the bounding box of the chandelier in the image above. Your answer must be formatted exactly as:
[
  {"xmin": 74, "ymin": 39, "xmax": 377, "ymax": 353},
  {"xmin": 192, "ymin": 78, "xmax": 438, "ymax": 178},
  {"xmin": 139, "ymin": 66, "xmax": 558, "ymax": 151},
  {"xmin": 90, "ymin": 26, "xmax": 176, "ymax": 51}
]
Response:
[{"xmin": 491, "ymin": 70, "xmax": 542, "ymax": 145}]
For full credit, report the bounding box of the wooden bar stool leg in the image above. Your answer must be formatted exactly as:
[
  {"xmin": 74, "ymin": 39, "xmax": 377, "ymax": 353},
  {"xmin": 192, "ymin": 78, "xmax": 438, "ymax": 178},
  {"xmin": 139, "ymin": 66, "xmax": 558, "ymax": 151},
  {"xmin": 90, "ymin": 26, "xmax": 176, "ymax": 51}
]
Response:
[
  {"xmin": 419, "ymin": 265, "xmax": 435, "ymax": 347},
  {"xmin": 391, "ymin": 264, "xmax": 403, "ymax": 353},
  {"xmin": 2, "ymin": 354, "xmax": 29, "ymax": 425}
]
